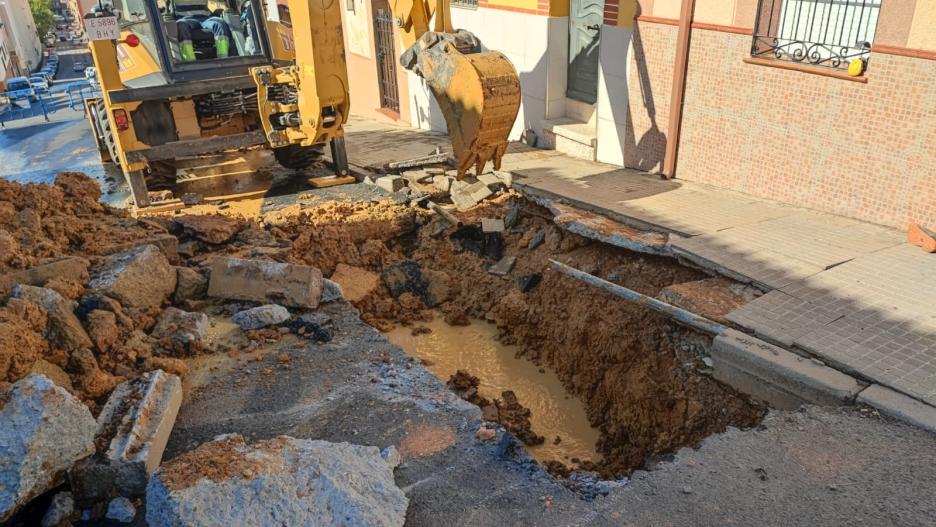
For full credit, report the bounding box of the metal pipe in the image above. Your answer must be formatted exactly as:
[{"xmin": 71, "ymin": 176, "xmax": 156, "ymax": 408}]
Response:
[
  {"xmin": 549, "ymin": 259, "xmax": 727, "ymax": 336},
  {"xmin": 662, "ymin": 0, "xmax": 696, "ymax": 179}
]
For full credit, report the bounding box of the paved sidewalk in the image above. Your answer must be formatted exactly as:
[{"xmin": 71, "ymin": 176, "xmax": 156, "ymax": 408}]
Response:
[{"xmin": 341, "ymin": 116, "xmax": 936, "ymax": 408}]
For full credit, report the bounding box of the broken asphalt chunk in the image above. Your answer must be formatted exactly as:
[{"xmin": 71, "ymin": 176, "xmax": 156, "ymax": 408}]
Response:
[
  {"xmin": 488, "ymin": 256, "xmax": 517, "ymax": 277},
  {"xmin": 207, "ymin": 257, "xmax": 323, "ymax": 309},
  {"xmin": 517, "ymin": 273, "xmax": 542, "ymax": 292},
  {"xmin": 145, "ymin": 435, "xmax": 408, "ymax": 527},
  {"xmin": 0, "ymin": 375, "xmax": 96, "ymax": 522},
  {"xmin": 90, "ymin": 245, "xmax": 177, "ymax": 311}
]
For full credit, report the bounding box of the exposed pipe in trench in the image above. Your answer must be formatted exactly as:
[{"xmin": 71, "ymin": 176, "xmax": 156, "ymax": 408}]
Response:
[{"xmin": 548, "ymin": 259, "xmax": 727, "ymax": 336}]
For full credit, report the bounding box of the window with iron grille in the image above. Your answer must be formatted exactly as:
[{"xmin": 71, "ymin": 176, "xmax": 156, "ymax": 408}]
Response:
[
  {"xmin": 451, "ymin": 0, "xmax": 479, "ymax": 9},
  {"xmin": 751, "ymin": 0, "xmax": 882, "ymax": 72}
]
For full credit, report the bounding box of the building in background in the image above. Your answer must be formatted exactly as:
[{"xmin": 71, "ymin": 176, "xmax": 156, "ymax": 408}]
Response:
[
  {"xmin": 343, "ymin": 0, "xmax": 935, "ymax": 230},
  {"xmin": 0, "ymin": 0, "xmax": 42, "ymax": 82}
]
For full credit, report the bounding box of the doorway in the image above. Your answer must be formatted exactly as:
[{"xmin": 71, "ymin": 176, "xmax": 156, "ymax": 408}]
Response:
[
  {"xmin": 567, "ymin": 0, "xmax": 604, "ymax": 104},
  {"xmin": 373, "ymin": 0, "xmax": 401, "ymax": 114}
]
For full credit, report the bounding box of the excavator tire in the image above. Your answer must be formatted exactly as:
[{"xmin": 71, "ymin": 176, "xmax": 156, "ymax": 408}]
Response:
[
  {"xmin": 273, "ymin": 143, "xmax": 325, "ymax": 170},
  {"xmin": 96, "ymin": 99, "xmax": 121, "ymax": 169}
]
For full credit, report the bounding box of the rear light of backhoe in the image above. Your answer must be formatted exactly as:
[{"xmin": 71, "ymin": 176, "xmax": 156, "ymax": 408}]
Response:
[
  {"xmin": 124, "ymin": 34, "xmax": 140, "ymax": 47},
  {"xmin": 112, "ymin": 109, "xmax": 130, "ymax": 131}
]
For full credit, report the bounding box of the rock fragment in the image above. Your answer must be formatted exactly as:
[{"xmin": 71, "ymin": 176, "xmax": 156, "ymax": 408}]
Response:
[
  {"xmin": 13, "ymin": 285, "xmax": 92, "ymax": 352},
  {"xmin": 151, "ymin": 307, "xmax": 208, "ymax": 354},
  {"xmin": 433, "ymin": 175, "xmax": 452, "ymax": 193},
  {"xmin": 488, "ymin": 256, "xmax": 517, "ymax": 277},
  {"xmin": 528, "ymin": 228, "xmax": 546, "ymax": 249},
  {"xmin": 376, "ymin": 175, "xmax": 406, "ymax": 193},
  {"xmin": 105, "ymin": 497, "xmax": 136, "ymax": 523},
  {"xmin": 0, "ymin": 375, "xmax": 96, "ymax": 522},
  {"xmin": 320, "ymin": 278, "xmax": 343, "ymax": 303},
  {"xmin": 173, "ymin": 215, "xmax": 241, "ymax": 244},
  {"xmin": 90, "ymin": 245, "xmax": 176, "ymax": 311},
  {"xmin": 146, "ymin": 435, "xmax": 408, "ymax": 527},
  {"xmin": 86, "ymin": 309, "xmax": 119, "ymax": 353},
  {"xmin": 481, "ymin": 218, "xmax": 505, "ymax": 233},
  {"xmin": 208, "ymin": 257, "xmax": 323, "ymax": 309},
  {"xmin": 232, "ymin": 304, "xmax": 291, "ymax": 330},
  {"xmin": 173, "ymin": 266, "xmax": 208, "ymax": 303},
  {"xmin": 40, "ymin": 491, "xmax": 74, "ymax": 527}
]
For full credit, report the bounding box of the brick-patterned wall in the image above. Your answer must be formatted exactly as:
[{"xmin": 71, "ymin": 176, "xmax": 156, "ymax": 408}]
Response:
[
  {"xmin": 676, "ymin": 28, "xmax": 936, "ymax": 228},
  {"xmin": 623, "ymin": 20, "xmax": 936, "ymax": 228},
  {"xmin": 623, "ymin": 20, "xmax": 677, "ymax": 172}
]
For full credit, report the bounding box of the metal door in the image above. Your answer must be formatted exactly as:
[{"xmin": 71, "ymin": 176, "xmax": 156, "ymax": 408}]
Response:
[
  {"xmin": 373, "ymin": 7, "xmax": 400, "ymax": 113},
  {"xmin": 567, "ymin": 0, "xmax": 604, "ymax": 104}
]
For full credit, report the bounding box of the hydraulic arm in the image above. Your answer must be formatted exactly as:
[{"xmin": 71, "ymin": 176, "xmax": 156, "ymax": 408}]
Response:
[{"xmin": 394, "ymin": 0, "xmax": 521, "ymax": 177}]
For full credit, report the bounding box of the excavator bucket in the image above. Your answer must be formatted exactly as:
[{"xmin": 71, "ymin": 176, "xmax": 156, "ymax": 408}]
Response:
[{"xmin": 402, "ymin": 31, "xmax": 521, "ymax": 179}]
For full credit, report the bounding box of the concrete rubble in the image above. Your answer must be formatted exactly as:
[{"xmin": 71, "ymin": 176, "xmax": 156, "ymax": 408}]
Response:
[
  {"xmin": 71, "ymin": 370, "xmax": 182, "ymax": 505},
  {"xmin": 40, "ymin": 491, "xmax": 74, "ymax": 527},
  {"xmin": 105, "ymin": 496, "xmax": 136, "ymax": 523},
  {"xmin": 151, "ymin": 307, "xmax": 209, "ymax": 354},
  {"xmin": 0, "ymin": 374, "xmax": 96, "ymax": 522},
  {"xmin": 208, "ymin": 257, "xmax": 323, "ymax": 309},
  {"xmin": 232, "ymin": 304, "xmax": 291, "ymax": 330},
  {"xmin": 146, "ymin": 434, "xmax": 408, "ymax": 527},
  {"xmin": 90, "ymin": 244, "xmax": 177, "ymax": 311},
  {"xmin": 13, "ymin": 284, "xmax": 92, "ymax": 352}
]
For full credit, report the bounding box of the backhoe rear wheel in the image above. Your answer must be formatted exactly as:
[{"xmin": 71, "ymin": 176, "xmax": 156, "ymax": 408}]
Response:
[
  {"xmin": 95, "ymin": 99, "xmax": 121, "ymax": 169},
  {"xmin": 273, "ymin": 144, "xmax": 324, "ymax": 170}
]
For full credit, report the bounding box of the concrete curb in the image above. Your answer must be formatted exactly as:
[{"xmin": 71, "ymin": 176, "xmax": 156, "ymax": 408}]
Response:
[
  {"xmin": 857, "ymin": 384, "xmax": 936, "ymax": 434},
  {"xmin": 710, "ymin": 329, "xmax": 865, "ymax": 410}
]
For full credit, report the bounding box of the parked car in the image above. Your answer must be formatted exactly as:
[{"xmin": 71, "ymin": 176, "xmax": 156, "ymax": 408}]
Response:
[
  {"xmin": 28, "ymin": 76, "xmax": 50, "ymax": 92},
  {"xmin": 73, "ymin": 60, "xmax": 84, "ymax": 72},
  {"xmin": 4, "ymin": 76, "xmax": 37, "ymax": 100}
]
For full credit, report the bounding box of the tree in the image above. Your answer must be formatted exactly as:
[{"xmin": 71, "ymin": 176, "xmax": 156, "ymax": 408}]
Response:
[{"xmin": 29, "ymin": 0, "xmax": 55, "ymax": 40}]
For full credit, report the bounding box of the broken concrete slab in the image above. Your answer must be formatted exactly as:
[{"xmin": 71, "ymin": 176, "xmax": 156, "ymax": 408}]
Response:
[
  {"xmin": 450, "ymin": 188, "xmax": 479, "ymax": 211},
  {"xmin": 330, "ymin": 264, "xmax": 379, "ymax": 303},
  {"xmin": 0, "ymin": 256, "xmax": 90, "ymax": 297},
  {"xmin": 232, "ymin": 304, "xmax": 291, "ymax": 330},
  {"xmin": 481, "ymin": 218, "xmax": 505, "ymax": 233},
  {"xmin": 28, "ymin": 359, "xmax": 73, "ymax": 392},
  {"xmin": 402, "ymin": 169, "xmax": 431, "ymax": 185},
  {"xmin": 494, "ymin": 171, "xmax": 513, "ymax": 188},
  {"xmin": 488, "ymin": 256, "xmax": 517, "ymax": 277},
  {"xmin": 433, "ymin": 175, "xmax": 452, "ymax": 193},
  {"xmin": 710, "ymin": 329, "xmax": 865, "ymax": 410},
  {"xmin": 13, "ymin": 285, "xmax": 92, "ymax": 352},
  {"xmin": 551, "ymin": 203, "xmax": 669, "ymax": 256},
  {"xmin": 173, "ymin": 266, "xmax": 208, "ymax": 304},
  {"xmin": 0, "ymin": 374, "xmax": 96, "ymax": 522},
  {"xmin": 146, "ymin": 435, "xmax": 408, "ymax": 527},
  {"xmin": 478, "ymin": 173, "xmax": 502, "ymax": 189},
  {"xmin": 172, "ymin": 215, "xmax": 242, "ymax": 244},
  {"xmin": 467, "ymin": 181, "xmax": 494, "ymax": 202},
  {"xmin": 151, "ymin": 307, "xmax": 208, "ymax": 354},
  {"xmin": 857, "ymin": 384, "xmax": 936, "ymax": 434},
  {"xmin": 101, "ymin": 234, "xmax": 180, "ymax": 264},
  {"xmin": 659, "ymin": 278, "xmax": 760, "ymax": 325},
  {"xmin": 92, "ymin": 370, "xmax": 182, "ymax": 497},
  {"xmin": 504, "ymin": 203, "xmax": 520, "ymax": 229},
  {"xmin": 90, "ymin": 245, "xmax": 177, "ymax": 311},
  {"xmin": 376, "ymin": 175, "xmax": 406, "ymax": 193},
  {"xmin": 208, "ymin": 257, "xmax": 323, "ymax": 309}
]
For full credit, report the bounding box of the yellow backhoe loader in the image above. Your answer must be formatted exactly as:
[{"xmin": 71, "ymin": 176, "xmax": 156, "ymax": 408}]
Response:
[{"xmin": 83, "ymin": 0, "xmax": 519, "ymax": 209}]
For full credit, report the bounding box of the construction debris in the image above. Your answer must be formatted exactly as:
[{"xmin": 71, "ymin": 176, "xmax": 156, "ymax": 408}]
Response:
[
  {"xmin": 40, "ymin": 491, "xmax": 74, "ymax": 527},
  {"xmin": 146, "ymin": 435, "xmax": 408, "ymax": 527},
  {"xmin": 376, "ymin": 175, "xmax": 406, "ymax": 193},
  {"xmin": 208, "ymin": 257, "xmax": 323, "ymax": 309},
  {"xmin": 105, "ymin": 496, "xmax": 136, "ymax": 523},
  {"xmin": 0, "ymin": 374, "xmax": 96, "ymax": 522},
  {"xmin": 13, "ymin": 285, "xmax": 92, "ymax": 351},
  {"xmin": 0, "ymin": 256, "xmax": 90, "ymax": 297},
  {"xmin": 90, "ymin": 245, "xmax": 177, "ymax": 311},
  {"xmin": 151, "ymin": 307, "xmax": 209, "ymax": 354},
  {"xmin": 488, "ymin": 255, "xmax": 517, "ymax": 277},
  {"xmin": 481, "ymin": 217, "xmax": 505, "ymax": 233},
  {"xmin": 231, "ymin": 304, "xmax": 291, "ymax": 330}
]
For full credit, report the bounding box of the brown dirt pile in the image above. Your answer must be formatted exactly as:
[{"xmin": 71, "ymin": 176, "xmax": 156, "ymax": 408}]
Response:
[{"xmin": 0, "ymin": 173, "xmax": 163, "ymax": 273}]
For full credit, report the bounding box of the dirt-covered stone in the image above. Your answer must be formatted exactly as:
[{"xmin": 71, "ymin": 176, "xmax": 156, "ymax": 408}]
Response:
[
  {"xmin": 150, "ymin": 308, "xmax": 208, "ymax": 356},
  {"xmin": 90, "ymin": 245, "xmax": 176, "ymax": 311},
  {"xmin": 147, "ymin": 435, "xmax": 407, "ymax": 527},
  {"xmin": 13, "ymin": 285, "xmax": 91, "ymax": 352},
  {"xmin": 0, "ymin": 374, "xmax": 96, "ymax": 522}
]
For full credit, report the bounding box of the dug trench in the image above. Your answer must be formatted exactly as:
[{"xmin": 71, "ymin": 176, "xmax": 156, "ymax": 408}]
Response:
[
  {"xmin": 270, "ymin": 190, "xmax": 767, "ymax": 479},
  {"xmin": 0, "ymin": 171, "xmax": 766, "ymax": 518}
]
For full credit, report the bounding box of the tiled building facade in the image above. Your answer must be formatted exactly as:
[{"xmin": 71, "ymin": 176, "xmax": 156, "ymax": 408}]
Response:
[{"xmin": 342, "ymin": 0, "xmax": 936, "ymax": 229}]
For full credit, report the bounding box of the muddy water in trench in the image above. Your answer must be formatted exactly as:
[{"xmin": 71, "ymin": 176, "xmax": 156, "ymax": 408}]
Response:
[{"xmin": 386, "ymin": 316, "xmax": 602, "ymax": 466}]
